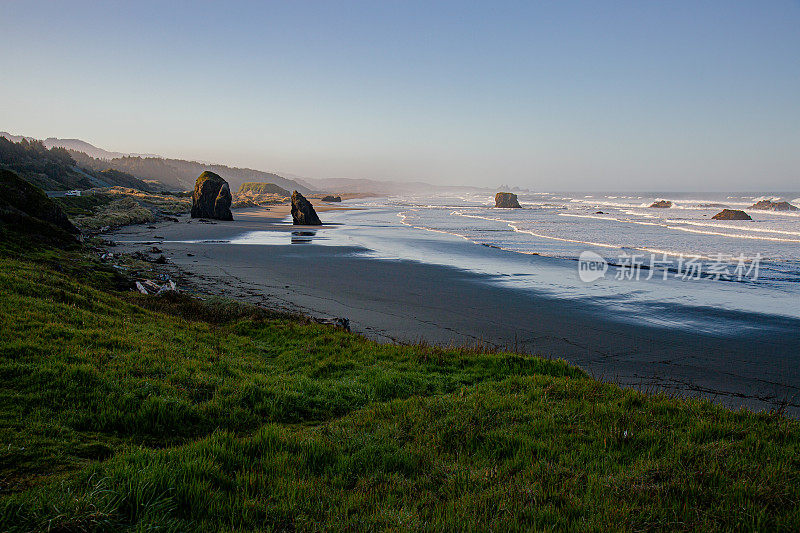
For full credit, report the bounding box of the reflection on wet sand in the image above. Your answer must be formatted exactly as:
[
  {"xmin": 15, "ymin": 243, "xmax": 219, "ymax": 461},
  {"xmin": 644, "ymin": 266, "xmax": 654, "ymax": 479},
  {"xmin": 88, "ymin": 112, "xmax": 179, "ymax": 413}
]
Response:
[{"xmin": 291, "ymin": 230, "xmax": 316, "ymax": 244}]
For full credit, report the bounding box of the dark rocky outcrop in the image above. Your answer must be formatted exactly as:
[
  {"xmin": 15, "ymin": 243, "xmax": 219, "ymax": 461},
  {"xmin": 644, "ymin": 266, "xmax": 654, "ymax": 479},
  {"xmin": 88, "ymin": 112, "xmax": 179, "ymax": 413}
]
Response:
[
  {"xmin": 650, "ymin": 200, "xmax": 672, "ymax": 208},
  {"xmin": 712, "ymin": 209, "xmax": 752, "ymax": 220},
  {"xmin": 321, "ymin": 195, "xmax": 342, "ymax": 202},
  {"xmin": 495, "ymin": 192, "xmax": 521, "ymax": 208},
  {"xmin": 0, "ymin": 168, "xmax": 80, "ymax": 246},
  {"xmin": 291, "ymin": 191, "xmax": 322, "ymax": 225},
  {"xmin": 749, "ymin": 200, "xmax": 798, "ymax": 211},
  {"xmin": 191, "ymin": 171, "xmax": 233, "ymax": 220}
]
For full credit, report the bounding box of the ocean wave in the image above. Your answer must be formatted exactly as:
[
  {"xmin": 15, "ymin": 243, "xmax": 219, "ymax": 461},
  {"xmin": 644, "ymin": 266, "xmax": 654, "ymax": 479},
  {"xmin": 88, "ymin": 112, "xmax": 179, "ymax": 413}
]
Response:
[
  {"xmin": 559, "ymin": 212, "xmax": 800, "ymax": 243},
  {"xmin": 666, "ymin": 219, "xmax": 800, "ymax": 237},
  {"xmin": 450, "ymin": 211, "xmax": 621, "ymax": 249},
  {"xmin": 660, "ymin": 224, "xmax": 800, "ymax": 243},
  {"xmin": 559, "ymin": 212, "xmax": 664, "ymax": 226},
  {"xmin": 752, "ymin": 195, "xmax": 785, "ymax": 203},
  {"xmin": 390, "ymin": 199, "xmax": 798, "ymax": 275}
]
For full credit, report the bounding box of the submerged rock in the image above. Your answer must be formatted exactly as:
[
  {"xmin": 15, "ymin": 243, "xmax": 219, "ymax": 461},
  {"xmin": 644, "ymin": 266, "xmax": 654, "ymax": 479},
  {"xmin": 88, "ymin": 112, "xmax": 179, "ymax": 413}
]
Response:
[
  {"xmin": 321, "ymin": 195, "xmax": 342, "ymax": 202},
  {"xmin": 650, "ymin": 200, "xmax": 672, "ymax": 208},
  {"xmin": 712, "ymin": 209, "xmax": 752, "ymax": 220},
  {"xmin": 191, "ymin": 171, "xmax": 233, "ymax": 221},
  {"xmin": 291, "ymin": 191, "xmax": 322, "ymax": 225},
  {"xmin": 495, "ymin": 192, "xmax": 521, "ymax": 208},
  {"xmin": 749, "ymin": 200, "xmax": 798, "ymax": 211}
]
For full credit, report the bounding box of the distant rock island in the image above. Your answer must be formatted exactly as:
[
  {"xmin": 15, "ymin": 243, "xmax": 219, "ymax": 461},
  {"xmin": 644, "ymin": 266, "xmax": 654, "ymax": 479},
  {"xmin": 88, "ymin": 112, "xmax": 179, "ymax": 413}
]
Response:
[
  {"xmin": 321, "ymin": 195, "xmax": 342, "ymax": 202},
  {"xmin": 712, "ymin": 209, "xmax": 752, "ymax": 220},
  {"xmin": 495, "ymin": 192, "xmax": 521, "ymax": 208},
  {"xmin": 291, "ymin": 191, "xmax": 322, "ymax": 225},
  {"xmin": 191, "ymin": 171, "xmax": 233, "ymax": 220},
  {"xmin": 650, "ymin": 200, "xmax": 672, "ymax": 208},
  {"xmin": 749, "ymin": 200, "xmax": 798, "ymax": 211}
]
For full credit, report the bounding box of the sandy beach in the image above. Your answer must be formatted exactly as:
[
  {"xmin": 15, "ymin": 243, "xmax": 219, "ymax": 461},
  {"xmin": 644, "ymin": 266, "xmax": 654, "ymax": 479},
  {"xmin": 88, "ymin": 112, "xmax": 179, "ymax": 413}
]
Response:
[{"xmin": 108, "ymin": 207, "xmax": 800, "ymax": 415}]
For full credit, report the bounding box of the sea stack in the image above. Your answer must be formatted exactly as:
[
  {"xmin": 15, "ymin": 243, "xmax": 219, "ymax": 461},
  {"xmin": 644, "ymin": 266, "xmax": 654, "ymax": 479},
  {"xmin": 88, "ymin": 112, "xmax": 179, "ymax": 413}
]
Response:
[
  {"xmin": 191, "ymin": 171, "xmax": 233, "ymax": 220},
  {"xmin": 712, "ymin": 209, "xmax": 752, "ymax": 220},
  {"xmin": 321, "ymin": 195, "xmax": 342, "ymax": 202},
  {"xmin": 495, "ymin": 192, "xmax": 521, "ymax": 208},
  {"xmin": 291, "ymin": 191, "xmax": 322, "ymax": 225}
]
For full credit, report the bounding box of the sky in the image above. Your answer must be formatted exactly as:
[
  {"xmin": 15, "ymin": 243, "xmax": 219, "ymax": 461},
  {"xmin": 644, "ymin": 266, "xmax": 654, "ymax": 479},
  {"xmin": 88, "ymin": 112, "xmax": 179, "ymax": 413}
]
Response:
[{"xmin": 1, "ymin": 1, "xmax": 798, "ymax": 191}]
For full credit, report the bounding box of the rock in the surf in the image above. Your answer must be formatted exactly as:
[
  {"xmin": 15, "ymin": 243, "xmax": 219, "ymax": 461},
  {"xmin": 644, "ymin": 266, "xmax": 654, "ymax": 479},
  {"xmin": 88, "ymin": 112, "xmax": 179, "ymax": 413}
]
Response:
[
  {"xmin": 495, "ymin": 192, "xmax": 521, "ymax": 208},
  {"xmin": 748, "ymin": 200, "xmax": 798, "ymax": 211},
  {"xmin": 650, "ymin": 200, "xmax": 672, "ymax": 208},
  {"xmin": 712, "ymin": 209, "xmax": 752, "ymax": 220},
  {"xmin": 191, "ymin": 171, "xmax": 233, "ymax": 220},
  {"xmin": 321, "ymin": 195, "xmax": 342, "ymax": 202},
  {"xmin": 291, "ymin": 191, "xmax": 322, "ymax": 225}
]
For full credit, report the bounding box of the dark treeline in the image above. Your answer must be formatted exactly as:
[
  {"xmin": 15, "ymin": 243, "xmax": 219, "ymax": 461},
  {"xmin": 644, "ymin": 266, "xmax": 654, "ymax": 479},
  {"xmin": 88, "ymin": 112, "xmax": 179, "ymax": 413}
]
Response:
[
  {"xmin": 0, "ymin": 137, "xmax": 153, "ymax": 192},
  {"xmin": 1, "ymin": 135, "xmax": 310, "ymax": 193},
  {"xmin": 72, "ymin": 152, "xmax": 310, "ymax": 194},
  {"xmin": 0, "ymin": 137, "xmax": 85, "ymax": 190}
]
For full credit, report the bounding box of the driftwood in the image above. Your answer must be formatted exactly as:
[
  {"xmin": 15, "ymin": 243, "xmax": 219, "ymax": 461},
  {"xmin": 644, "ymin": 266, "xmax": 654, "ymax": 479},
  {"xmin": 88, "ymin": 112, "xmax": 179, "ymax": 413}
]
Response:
[
  {"xmin": 312, "ymin": 316, "xmax": 350, "ymax": 331},
  {"xmin": 135, "ymin": 280, "xmax": 177, "ymax": 295}
]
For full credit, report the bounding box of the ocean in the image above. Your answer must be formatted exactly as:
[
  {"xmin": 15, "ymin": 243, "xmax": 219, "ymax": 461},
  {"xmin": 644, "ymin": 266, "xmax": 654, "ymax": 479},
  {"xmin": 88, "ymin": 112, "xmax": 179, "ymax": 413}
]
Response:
[{"xmin": 230, "ymin": 191, "xmax": 800, "ymax": 326}]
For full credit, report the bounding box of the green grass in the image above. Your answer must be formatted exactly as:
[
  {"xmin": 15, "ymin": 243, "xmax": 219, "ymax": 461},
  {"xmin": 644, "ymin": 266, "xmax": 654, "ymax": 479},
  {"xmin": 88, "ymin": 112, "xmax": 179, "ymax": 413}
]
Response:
[
  {"xmin": 0, "ymin": 252, "xmax": 798, "ymax": 531},
  {"xmin": 55, "ymin": 188, "xmax": 190, "ymax": 231},
  {"xmin": 238, "ymin": 182, "xmax": 291, "ymax": 196}
]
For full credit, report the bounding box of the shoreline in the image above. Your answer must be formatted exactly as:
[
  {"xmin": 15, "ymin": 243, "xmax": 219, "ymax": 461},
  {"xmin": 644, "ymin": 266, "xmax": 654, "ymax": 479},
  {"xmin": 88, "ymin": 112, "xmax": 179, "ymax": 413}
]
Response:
[{"xmin": 107, "ymin": 207, "xmax": 800, "ymax": 415}]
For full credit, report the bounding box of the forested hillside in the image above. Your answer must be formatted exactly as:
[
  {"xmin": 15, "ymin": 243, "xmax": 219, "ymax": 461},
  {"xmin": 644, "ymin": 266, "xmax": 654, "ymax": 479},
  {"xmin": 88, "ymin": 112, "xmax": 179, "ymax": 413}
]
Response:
[
  {"xmin": 2, "ymin": 133, "xmax": 312, "ymax": 193},
  {"xmin": 0, "ymin": 137, "xmax": 152, "ymax": 192},
  {"xmin": 72, "ymin": 152, "xmax": 312, "ymax": 193}
]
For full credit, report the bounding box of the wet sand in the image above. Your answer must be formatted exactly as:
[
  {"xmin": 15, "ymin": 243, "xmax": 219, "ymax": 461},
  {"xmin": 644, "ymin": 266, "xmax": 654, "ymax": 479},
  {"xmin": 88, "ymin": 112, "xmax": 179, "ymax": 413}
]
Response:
[{"xmin": 109, "ymin": 207, "xmax": 800, "ymax": 415}]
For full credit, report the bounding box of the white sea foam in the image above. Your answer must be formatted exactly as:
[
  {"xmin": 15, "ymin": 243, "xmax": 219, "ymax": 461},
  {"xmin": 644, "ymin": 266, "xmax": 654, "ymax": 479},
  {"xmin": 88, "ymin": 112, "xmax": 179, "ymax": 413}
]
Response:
[
  {"xmin": 382, "ymin": 191, "xmax": 800, "ymax": 283},
  {"xmin": 666, "ymin": 219, "xmax": 800, "ymax": 237}
]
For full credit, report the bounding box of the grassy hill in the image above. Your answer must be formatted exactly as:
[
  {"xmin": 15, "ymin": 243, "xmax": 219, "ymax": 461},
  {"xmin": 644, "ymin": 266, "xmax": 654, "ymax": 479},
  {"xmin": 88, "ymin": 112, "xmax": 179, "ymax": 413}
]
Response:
[
  {"xmin": 0, "ymin": 241, "xmax": 798, "ymax": 529},
  {"xmin": 238, "ymin": 181, "xmax": 292, "ymax": 196},
  {"xmin": 54, "ymin": 187, "xmax": 191, "ymax": 232},
  {"xmin": 0, "ymin": 174, "xmax": 797, "ymax": 530}
]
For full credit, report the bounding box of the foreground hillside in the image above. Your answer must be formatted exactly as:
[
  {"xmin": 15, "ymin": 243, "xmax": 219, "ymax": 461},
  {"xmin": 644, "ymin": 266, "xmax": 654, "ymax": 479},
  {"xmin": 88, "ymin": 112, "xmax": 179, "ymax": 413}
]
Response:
[{"xmin": 0, "ymin": 245, "xmax": 798, "ymax": 531}]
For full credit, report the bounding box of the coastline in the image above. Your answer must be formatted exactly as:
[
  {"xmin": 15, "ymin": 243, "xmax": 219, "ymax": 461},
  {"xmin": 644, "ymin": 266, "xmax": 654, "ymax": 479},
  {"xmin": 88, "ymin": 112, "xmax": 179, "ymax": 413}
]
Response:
[{"xmin": 108, "ymin": 207, "xmax": 800, "ymax": 415}]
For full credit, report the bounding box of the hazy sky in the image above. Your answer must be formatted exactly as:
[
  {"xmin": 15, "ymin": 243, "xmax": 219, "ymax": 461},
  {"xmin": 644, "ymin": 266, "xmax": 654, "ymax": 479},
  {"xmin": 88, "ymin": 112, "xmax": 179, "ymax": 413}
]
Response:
[{"xmin": 2, "ymin": 1, "xmax": 798, "ymax": 190}]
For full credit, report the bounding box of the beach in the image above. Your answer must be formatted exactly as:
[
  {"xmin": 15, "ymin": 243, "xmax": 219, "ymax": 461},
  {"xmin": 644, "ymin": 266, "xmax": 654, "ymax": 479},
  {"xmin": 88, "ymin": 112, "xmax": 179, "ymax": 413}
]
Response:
[{"xmin": 108, "ymin": 205, "xmax": 800, "ymax": 415}]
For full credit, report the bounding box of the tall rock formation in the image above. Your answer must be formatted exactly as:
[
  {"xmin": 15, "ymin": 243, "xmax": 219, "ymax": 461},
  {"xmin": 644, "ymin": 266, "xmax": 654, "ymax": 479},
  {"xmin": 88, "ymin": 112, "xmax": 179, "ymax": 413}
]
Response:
[
  {"xmin": 291, "ymin": 191, "xmax": 322, "ymax": 225},
  {"xmin": 191, "ymin": 171, "xmax": 233, "ymax": 220}
]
